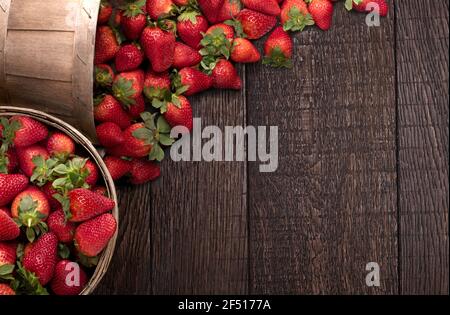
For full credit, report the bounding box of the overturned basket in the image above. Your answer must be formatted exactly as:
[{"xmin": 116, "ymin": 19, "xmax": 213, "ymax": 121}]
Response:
[{"xmin": 0, "ymin": 106, "xmax": 118, "ymax": 295}]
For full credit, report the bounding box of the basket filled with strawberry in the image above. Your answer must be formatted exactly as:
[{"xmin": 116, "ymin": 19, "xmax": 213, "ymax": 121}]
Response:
[{"xmin": 0, "ymin": 107, "xmax": 118, "ymax": 295}]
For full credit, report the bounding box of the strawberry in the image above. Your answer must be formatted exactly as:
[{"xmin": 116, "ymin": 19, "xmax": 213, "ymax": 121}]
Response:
[
  {"xmin": 140, "ymin": 26, "xmax": 176, "ymax": 73},
  {"xmin": 115, "ymin": 43, "xmax": 144, "ymax": 72},
  {"xmin": 46, "ymin": 132, "xmax": 75, "ymax": 160},
  {"xmin": 130, "ymin": 159, "xmax": 161, "ymax": 185},
  {"xmin": 104, "ymin": 156, "xmax": 132, "ymax": 181},
  {"xmin": 237, "ymin": 9, "xmax": 277, "ymax": 39},
  {"xmin": 121, "ymin": 0, "xmax": 147, "ymax": 40},
  {"xmin": 352, "ymin": 0, "xmax": 388, "ymax": 17},
  {"xmin": 41, "ymin": 182, "xmax": 60, "ymax": 210},
  {"xmin": 22, "ymin": 232, "xmax": 58, "ymax": 286},
  {"xmin": 173, "ymin": 42, "xmax": 202, "ymax": 69},
  {"xmin": 83, "ymin": 160, "xmax": 99, "ymax": 187},
  {"xmin": 16, "ymin": 145, "xmax": 49, "ymax": 177},
  {"xmin": 177, "ymin": 67, "xmax": 213, "ymax": 96},
  {"xmin": 74, "ymin": 213, "xmax": 117, "ymax": 257},
  {"xmin": 206, "ymin": 23, "xmax": 235, "ymax": 41},
  {"xmin": 163, "ymin": 95, "xmax": 193, "ymax": 131},
  {"xmin": 98, "ymin": 0, "xmax": 113, "ymax": 25},
  {"xmin": 50, "ymin": 260, "xmax": 87, "ymax": 295},
  {"xmin": 113, "ymin": 70, "xmax": 145, "ymax": 108},
  {"xmin": 173, "ymin": 0, "xmax": 189, "ymax": 5},
  {"xmin": 0, "ymin": 241, "xmax": 17, "ymax": 266},
  {"xmin": 241, "ymin": 0, "xmax": 281, "ymax": 16},
  {"xmin": 0, "ymin": 148, "xmax": 18, "ymax": 174},
  {"xmin": 47, "ymin": 209, "xmax": 75, "ymax": 243},
  {"xmin": 177, "ymin": 12, "xmax": 209, "ymax": 49},
  {"xmin": 307, "ymin": 0, "xmax": 333, "ymax": 31},
  {"xmin": 108, "ymin": 123, "xmax": 152, "ymax": 158},
  {"xmin": 146, "ymin": 0, "xmax": 175, "ymax": 20},
  {"xmin": 68, "ymin": 188, "xmax": 115, "ymax": 222},
  {"xmin": 215, "ymin": 0, "xmax": 241, "ymax": 23},
  {"xmin": 0, "ymin": 283, "xmax": 15, "ymax": 295},
  {"xmin": 231, "ymin": 38, "xmax": 261, "ymax": 63},
  {"xmin": 143, "ymin": 71, "xmax": 172, "ymax": 100},
  {"xmin": 127, "ymin": 94, "xmax": 146, "ymax": 119},
  {"xmin": 96, "ymin": 122, "xmax": 124, "ymax": 148},
  {"xmin": 94, "ymin": 95, "xmax": 132, "ymax": 130},
  {"xmin": 0, "ymin": 210, "xmax": 20, "ymax": 241},
  {"xmin": 94, "ymin": 26, "xmax": 120, "ymax": 65},
  {"xmin": 92, "ymin": 186, "xmax": 108, "ymax": 196},
  {"xmin": 0, "ymin": 174, "xmax": 29, "ymax": 207},
  {"xmin": 212, "ymin": 59, "xmax": 242, "ymax": 90},
  {"xmin": 11, "ymin": 187, "xmax": 50, "ymax": 241},
  {"xmin": 198, "ymin": 0, "xmax": 223, "ymax": 23},
  {"xmin": 281, "ymin": 0, "xmax": 315, "ymax": 31},
  {"xmin": 95, "ymin": 64, "xmax": 115, "ymax": 87},
  {"xmin": 9, "ymin": 116, "xmax": 48, "ymax": 148},
  {"xmin": 263, "ymin": 26, "xmax": 293, "ymax": 68}
]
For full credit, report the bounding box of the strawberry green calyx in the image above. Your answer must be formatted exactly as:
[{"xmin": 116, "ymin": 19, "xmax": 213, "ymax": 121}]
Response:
[
  {"xmin": 11, "ymin": 262, "xmax": 49, "ymax": 295},
  {"xmin": 132, "ymin": 112, "xmax": 175, "ymax": 162},
  {"xmin": 0, "ymin": 264, "xmax": 15, "ymax": 281},
  {"xmin": 112, "ymin": 77, "xmax": 137, "ymax": 108},
  {"xmin": 122, "ymin": 0, "xmax": 146, "ymax": 17},
  {"xmin": 31, "ymin": 155, "xmax": 59, "ymax": 187},
  {"xmin": 199, "ymin": 28, "xmax": 232, "ymax": 73},
  {"xmin": 14, "ymin": 195, "xmax": 48, "ymax": 242},
  {"xmin": 178, "ymin": 9, "xmax": 199, "ymax": 24},
  {"xmin": 77, "ymin": 252, "xmax": 99, "ymax": 268},
  {"xmin": 224, "ymin": 19, "xmax": 246, "ymax": 38},
  {"xmin": 283, "ymin": 7, "xmax": 315, "ymax": 32},
  {"xmin": 0, "ymin": 154, "xmax": 9, "ymax": 174},
  {"xmin": 344, "ymin": 0, "xmax": 363, "ymax": 11},
  {"xmin": 58, "ymin": 243, "xmax": 70, "ymax": 259},
  {"xmin": 263, "ymin": 47, "xmax": 293, "ymax": 69},
  {"xmin": 95, "ymin": 66, "xmax": 114, "ymax": 87},
  {"xmin": 0, "ymin": 117, "xmax": 21, "ymax": 153}
]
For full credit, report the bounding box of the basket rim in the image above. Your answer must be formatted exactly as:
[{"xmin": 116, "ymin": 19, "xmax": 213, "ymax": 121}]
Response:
[{"xmin": 0, "ymin": 106, "xmax": 118, "ymax": 295}]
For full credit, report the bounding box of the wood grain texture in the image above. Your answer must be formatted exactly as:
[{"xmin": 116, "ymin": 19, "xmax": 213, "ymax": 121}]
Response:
[
  {"xmin": 246, "ymin": 2, "xmax": 398, "ymax": 294},
  {"xmin": 396, "ymin": 0, "xmax": 449, "ymax": 295},
  {"xmin": 150, "ymin": 74, "xmax": 248, "ymax": 294}
]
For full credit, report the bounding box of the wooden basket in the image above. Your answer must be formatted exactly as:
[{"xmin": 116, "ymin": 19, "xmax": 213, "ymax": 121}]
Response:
[
  {"xmin": 0, "ymin": 0, "xmax": 101, "ymax": 141},
  {"xmin": 0, "ymin": 106, "xmax": 118, "ymax": 295}
]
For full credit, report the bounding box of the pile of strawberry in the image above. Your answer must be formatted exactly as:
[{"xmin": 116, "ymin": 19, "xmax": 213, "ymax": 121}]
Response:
[
  {"xmin": 0, "ymin": 115, "xmax": 117, "ymax": 295},
  {"xmin": 93, "ymin": 0, "xmax": 388, "ymax": 184}
]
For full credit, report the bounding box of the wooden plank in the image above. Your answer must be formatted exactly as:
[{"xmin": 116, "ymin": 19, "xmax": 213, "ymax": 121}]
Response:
[
  {"xmin": 0, "ymin": 0, "xmax": 11, "ymax": 87},
  {"xmin": 150, "ymin": 74, "xmax": 248, "ymax": 294},
  {"xmin": 94, "ymin": 184, "xmax": 153, "ymax": 294},
  {"xmin": 246, "ymin": 2, "xmax": 398, "ymax": 294},
  {"xmin": 396, "ymin": 0, "xmax": 449, "ymax": 295},
  {"xmin": 5, "ymin": 30, "xmax": 74, "ymax": 82},
  {"xmin": 8, "ymin": 0, "xmax": 79, "ymax": 31}
]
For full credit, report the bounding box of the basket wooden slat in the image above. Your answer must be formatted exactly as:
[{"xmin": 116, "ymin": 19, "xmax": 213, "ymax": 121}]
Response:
[{"xmin": 0, "ymin": 106, "xmax": 118, "ymax": 295}]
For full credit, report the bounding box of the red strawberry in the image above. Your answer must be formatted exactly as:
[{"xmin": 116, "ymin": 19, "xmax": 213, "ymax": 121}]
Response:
[
  {"xmin": 241, "ymin": 0, "xmax": 281, "ymax": 16},
  {"xmin": 231, "ymin": 38, "xmax": 261, "ymax": 63},
  {"xmin": 263, "ymin": 26, "xmax": 293, "ymax": 68},
  {"xmin": 0, "ymin": 241, "xmax": 17, "ymax": 265},
  {"xmin": 2, "ymin": 149, "xmax": 19, "ymax": 174},
  {"xmin": 127, "ymin": 93, "xmax": 146, "ymax": 119},
  {"xmin": 198, "ymin": 0, "xmax": 223, "ymax": 23},
  {"xmin": 22, "ymin": 232, "xmax": 58, "ymax": 286},
  {"xmin": 353, "ymin": 0, "xmax": 388, "ymax": 17},
  {"xmin": 115, "ymin": 44, "xmax": 144, "ymax": 72},
  {"xmin": 164, "ymin": 95, "xmax": 193, "ymax": 131},
  {"xmin": 212, "ymin": 59, "xmax": 242, "ymax": 90},
  {"xmin": 46, "ymin": 132, "xmax": 75, "ymax": 159},
  {"xmin": 113, "ymin": 70, "xmax": 145, "ymax": 108},
  {"xmin": 11, "ymin": 188, "xmax": 50, "ymax": 232},
  {"xmin": 98, "ymin": 0, "xmax": 113, "ymax": 25},
  {"xmin": 104, "ymin": 156, "xmax": 132, "ymax": 181},
  {"xmin": 96, "ymin": 122, "xmax": 124, "ymax": 148},
  {"xmin": 143, "ymin": 71, "xmax": 171, "ymax": 100},
  {"xmin": 16, "ymin": 145, "xmax": 50, "ymax": 177},
  {"xmin": 108, "ymin": 123, "xmax": 152, "ymax": 158},
  {"xmin": 9, "ymin": 116, "xmax": 48, "ymax": 148},
  {"xmin": 83, "ymin": 160, "xmax": 99, "ymax": 187},
  {"xmin": 92, "ymin": 186, "xmax": 108, "ymax": 196},
  {"xmin": 41, "ymin": 182, "xmax": 60, "ymax": 210},
  {"xmin": 95, "ymin": 64, "xmax": 115, "ymax": 87},
  {"xmin": 146, "ymin": 0, "xmax": 175, "ymax": 20},
  {"xmin": 130, "ymin": 159, "xmax": 161, "ymax": 185},
  {"xmin": 47, "ymin": 209, "xmax": 75, "ymax": 243},
  {"xmin": 281, "ymin": 0, "xmax": 315, "ymax": 31},
  {"xmin": 0, "ymin": 174, "xmax": 29, "ymax": 207},
  {"xmin": 173, "ymin": 42, "xmax": 202, "ymax": 69},
  {"xmin": 0, "ymin": 283, "xmax": 15, "ymax": 295},
  {"xmin": 68, "ymin": 188, "xmax": 115, "ymax": 222},
  {"xmin": 50, "ymin": 260, "xmax": 87, "ymax": 295},
  {"xmin": 74, "ymin": 213, "xmax": 117, "ymax": 257},
  {"xmin": 94, "ymin": 95, "xmax": 132, "ymax": 129},
  {"xmin": 177, "ymin": 13, "xmax": 209, "ymax": 49},
  {"xmin": 140, "ymin": 26, "xmax": 176, "ymax": 73},
  {"xmin": 307, "ymin": 0, "xmax": 333, "ymax": 31},
  {"xmin": 215, "ymin": 0, "xmax": 241, "ymax": 22},
  {"xmin": 0, "ymin": 210, "xmax": 20, "ymax": 241},
  {"xmin": 178, "ymin": 67, "xmax": 213, "ymax": 96},
  {"xmin": 94, "ymin": 26, "xmax": 120, "ymax": 65},
  {"xmin": 206, "ymin": 23, "xmax": 235, "ymax": 41},
  {"xmin": 237, "ymin": 9, "xmax": 277, "ymax": 39},
  {"xmin": 121, "ymin": 0, "xmax": 147, "ymax": 40}
]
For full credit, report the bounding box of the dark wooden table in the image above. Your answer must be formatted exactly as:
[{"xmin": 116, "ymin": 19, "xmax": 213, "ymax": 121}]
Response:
[{"xmin": 95, "ymin": 0, "xmax": 449, "ymax": 295}]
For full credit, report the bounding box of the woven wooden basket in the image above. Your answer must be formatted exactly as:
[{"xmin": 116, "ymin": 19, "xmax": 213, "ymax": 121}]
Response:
[{"xmin": 0, "ymin": 106, "xmax": 118, "ymax": 295}]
